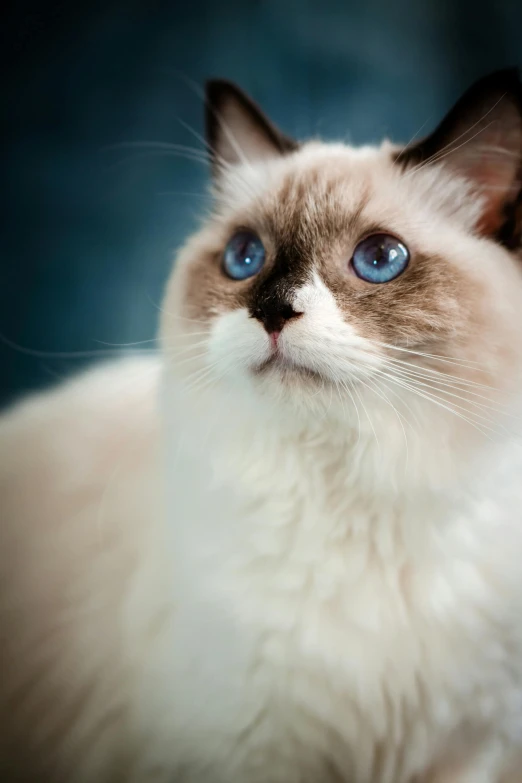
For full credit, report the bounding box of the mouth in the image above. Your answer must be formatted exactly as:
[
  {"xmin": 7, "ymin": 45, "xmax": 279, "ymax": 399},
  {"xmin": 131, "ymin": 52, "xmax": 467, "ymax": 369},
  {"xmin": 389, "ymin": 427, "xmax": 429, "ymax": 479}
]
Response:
[{"xmin": 253, "ymin": 353, "xmax": 325, "ymax": 384}]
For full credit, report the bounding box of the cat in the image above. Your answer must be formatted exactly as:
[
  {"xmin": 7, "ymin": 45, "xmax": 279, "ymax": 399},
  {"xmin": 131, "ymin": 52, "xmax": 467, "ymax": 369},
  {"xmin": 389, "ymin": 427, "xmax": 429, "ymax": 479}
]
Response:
[{"xmin": 2, "ymin": 69, "xmax": 522, "ymax": 783}]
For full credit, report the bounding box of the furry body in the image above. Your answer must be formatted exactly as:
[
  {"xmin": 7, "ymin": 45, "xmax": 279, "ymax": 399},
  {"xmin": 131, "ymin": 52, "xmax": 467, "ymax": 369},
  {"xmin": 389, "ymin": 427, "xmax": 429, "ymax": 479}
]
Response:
[{"xmin": 2, "ymin": 73, "xmax": 522, "ymax": 781}]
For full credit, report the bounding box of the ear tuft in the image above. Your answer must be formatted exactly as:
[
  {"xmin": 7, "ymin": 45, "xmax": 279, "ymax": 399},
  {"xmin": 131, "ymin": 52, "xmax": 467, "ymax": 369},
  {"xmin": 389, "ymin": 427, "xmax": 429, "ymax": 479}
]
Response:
[
  {"xmin": 396, "ymin": 69, "xmax": 522, "ymax": 246},
  {"xmin": 205, "ymin": 80, "xmax": 298, "ymax": 175}
]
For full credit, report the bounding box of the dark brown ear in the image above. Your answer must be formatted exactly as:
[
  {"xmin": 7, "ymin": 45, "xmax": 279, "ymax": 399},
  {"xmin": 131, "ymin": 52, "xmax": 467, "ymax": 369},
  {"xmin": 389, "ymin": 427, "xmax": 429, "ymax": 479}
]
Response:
[
  {"xmin": 396, "ymin": 69, "xmax": 522, "ymax": 247},
  {"xmin": 205, "ymin": 80, "xmax": 298, "ymax": 174}
]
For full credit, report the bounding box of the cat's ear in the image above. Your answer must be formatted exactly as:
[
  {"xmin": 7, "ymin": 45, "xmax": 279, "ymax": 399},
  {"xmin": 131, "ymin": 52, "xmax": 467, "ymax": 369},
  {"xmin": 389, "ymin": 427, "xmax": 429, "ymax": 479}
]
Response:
[
  {"xmin": 397, "ymin": 69, "xmax": 522, "ymax": 245},
  {"xmin": 205, "ymin": 80, "xmax": 298, "ymax": 174}
]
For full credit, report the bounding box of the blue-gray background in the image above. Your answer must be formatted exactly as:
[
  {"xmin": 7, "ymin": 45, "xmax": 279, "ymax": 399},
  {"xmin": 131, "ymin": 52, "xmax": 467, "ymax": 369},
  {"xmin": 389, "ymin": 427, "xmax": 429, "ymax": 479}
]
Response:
[{"xmin": 2, "ymin": 0, "xmax": 521, "ymax": 407}]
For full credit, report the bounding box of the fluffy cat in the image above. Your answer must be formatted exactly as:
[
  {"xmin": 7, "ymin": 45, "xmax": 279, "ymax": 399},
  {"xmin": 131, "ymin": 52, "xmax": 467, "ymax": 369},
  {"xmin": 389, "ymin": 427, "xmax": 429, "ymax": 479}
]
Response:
[{"xmin": 2, "ymin": 69, "xmax": 522, "ymax": 783}]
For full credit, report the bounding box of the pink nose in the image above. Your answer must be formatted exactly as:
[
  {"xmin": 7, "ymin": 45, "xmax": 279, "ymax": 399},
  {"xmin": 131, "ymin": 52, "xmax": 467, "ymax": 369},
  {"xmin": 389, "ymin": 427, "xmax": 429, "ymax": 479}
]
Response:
[{"xmin": 270, "ymin": 331, "xmax": 281, "ymax": 349}]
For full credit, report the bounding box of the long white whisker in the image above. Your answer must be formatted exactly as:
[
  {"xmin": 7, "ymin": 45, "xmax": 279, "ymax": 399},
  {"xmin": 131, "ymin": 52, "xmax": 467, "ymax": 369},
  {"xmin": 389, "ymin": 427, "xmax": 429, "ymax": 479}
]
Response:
[
  {"xmin": 352, "ymin": 378, "xmax": 381, "ymax": 456},
  {"xmin": 401, "ymin": 116, "xmax": 433, "ymax": 155},
  {"xmin": 166, "ymin": 348, "xmax": 210, "ymax": 364},
  {"xmin": 377, "ymin": 355, "xmax": 496, "ymax": 392},
  {"xmin": 177, "ymin": 118, "xmax": 223, "ymax": 162},
  {"xmin": 404, "ymin": 93, "xmax": 505, "ymax": 177},
  {"xmin": 374, "ymin": 370, "xmax": 502, "ymax": 439},
  {"xmin": 0, "ymin": 332, "xmax": 157, "ymax": 360},
  {"xmin": 374, "ymin": 373, "xmax": 423, "ymax": 432},
  {"xmin": 169, "ymin": 351, "xmax": 213, "ymax": 370},
  {"xmin": 359, "ymin": 375, "xmax": 410, "ymax": 469},
  {"xmin": 146, "ymin": 296, "xmax": 209, "ymax": 325},
  {"xmin": 376, "ymin": 367, "xmax": 501, "ymax": 427},
  {"xmin": 409, "ymin": 117, "xmax": 495, "ymax": 173},
  {"xmin": 103, "ymin": 140, "xmax": 210, "ymax": 158},
  {"xmin": 95, "ymin": 338, "xmax": 158, "ymax": 347},
  {"xmin": 107, "ymin": 149, "xmax": 211, "ymax": 170},
  {"xmin": 165, "ymin": 331, "xmax": 212, "ymax": 341},
  {"xmin": 160, "ymin": 70, "xmax": 255, "ymax": 175},
  {"xmin": 366, "ymin": 337, "xmax": 488, "ymax": 369},
  {"xmin": 375, "ymin": 359, "xmax": 517, "ymax": 423},
  {"xmin": 334, "ymin": 380, "xmax": 349, "ymax": 428},
  {"xmin": 376, "ymin": 358, "xmax": 510, "ymax": 412},
  {"xmin": 339, "ymin": 379, "xmax": 361, "ymax": 446},
  {"xmin": 182, "ymin": 363, "xmax": 221, "ymax": 393},
  {"xmin": 176, "ymin": 118, "xmax": 258, "ymax": 200}
]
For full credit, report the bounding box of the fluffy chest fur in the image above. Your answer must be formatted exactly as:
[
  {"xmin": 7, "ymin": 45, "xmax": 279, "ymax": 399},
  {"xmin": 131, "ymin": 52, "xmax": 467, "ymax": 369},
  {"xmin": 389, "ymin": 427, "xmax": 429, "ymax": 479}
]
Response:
[{"xmin": 154, "ymin": 380, "xmax": 522, "ymax": 783}]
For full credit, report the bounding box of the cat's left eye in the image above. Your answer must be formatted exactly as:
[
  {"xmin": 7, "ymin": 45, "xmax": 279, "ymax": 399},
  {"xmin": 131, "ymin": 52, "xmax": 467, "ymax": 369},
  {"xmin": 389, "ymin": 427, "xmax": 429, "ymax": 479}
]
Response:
[
  {"xmin": 351, "ymin": 234, "xmax": 409, "ymax": 284},
  {"xmin": 223, "ymin": 231, "xmax": 266, "ymax": 280}
]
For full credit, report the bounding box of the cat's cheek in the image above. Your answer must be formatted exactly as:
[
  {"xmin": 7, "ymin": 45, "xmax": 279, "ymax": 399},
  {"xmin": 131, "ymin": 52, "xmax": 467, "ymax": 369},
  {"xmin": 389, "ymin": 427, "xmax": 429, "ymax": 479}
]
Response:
[{"xmin": 207, "ymin": 308, "xmax": 271, "ymax": 376}]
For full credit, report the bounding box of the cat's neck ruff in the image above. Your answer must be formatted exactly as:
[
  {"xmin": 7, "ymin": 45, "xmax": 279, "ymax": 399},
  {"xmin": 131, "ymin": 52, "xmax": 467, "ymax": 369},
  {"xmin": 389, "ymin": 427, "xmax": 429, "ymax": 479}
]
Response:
[{"xmin": 162, "ymin": 363, "xmax": 510, "ymax": 556}]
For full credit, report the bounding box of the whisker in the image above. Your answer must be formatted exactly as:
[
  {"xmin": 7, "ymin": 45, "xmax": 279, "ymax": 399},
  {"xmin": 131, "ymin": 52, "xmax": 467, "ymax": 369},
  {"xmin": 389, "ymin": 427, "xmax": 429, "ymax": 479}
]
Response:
[
  {"xmin": 360, "ymin": 375, "xmax": 410, "ymax": 468},
  {"xmin": 339, "ymin": 378, "xmax": 361, "ymax": 445},
  {"xmin": 95, "ymin": 338, "xmax": 158, "ymax": 347},
  {"xmin": 175, "ymin": 118, "xmax": 260, "ymax": 200},
  {"xmin": 168, "ymin": 344, "xmax": 209, "ymax": 358},
  {"xmin": 102, "ymin": 141, "xmax": 210, "ymax": 159},
  {"xmin": 366, "ymin": 337, "xmax": 487, "ymax": 369},
  {"xmin": 0, "ymin": 332, "xmax": 156, "ymax": 360},
  {"xmin": 374, "ymin": 351, "xmax": 509, "ymax": 401},
  {"xmin": 374, "ymin": 369, "xmax": 502, "ymax": 439},
  {"xmin": 405, "ymin": 117, "xmax": 495, "ymax": 179},
  {"xmin": 404, "ymin": 93, "xmax": 506, "ymax": 177},
  {"xmin": 334, "ymin": 380, "xmax": 349, "ymax": 429},
  {"xmin": 352, "ymin": 378, "xmax": 381, "ymax": 455},
  {"xmin": 163, "ymin": 331, "xmax": 213, "ymax": 345},
  {"xmin": 146, "ymin": 295, "xmax": 210, "ymax": 325},
  {"xmin": 156, "ymin": 190, "xmax": 210, "ymax": 200},
  {"xmin": 168, "ymin": 351, "xmax": 211, "ymax": 370},
  {"xmin": 379, "ymin": 364, "xmax": 513, "ymax": 426},
  {"xmin": 374, "ymin": 374, "xmax": 424, "ymax": 432},
  {"xmin": 401, "ymin": 116, "xmax": 433, "ymax": 155},
  {"xmin": 384, "ymin": 376, "xmax": 496, "ymax": 437},
  {"xmin": 177, "ymin": 118, "xmax": 216, "ymax": 159},
  {"xmin": 377, "ymin": 367, "xmax": 501, "ymax": 426},
  {"xmin": 376, "ymin": 356, "xmax": 504, "ymax": 402},
  {"xmin": 181, "ymin": 359, "xmax": 224, "ymax": 393},
  {"xmin": 106, "ymin": 149, "xmax": 211, "ymax": 171},
  {"xmin": 416, "ymin": 116, "xmax": 500, "ymax": 171},
  {"xmin": 377, "ymin": 360, "xmax": 496, "ymax": 398},
  {"xmin": 324, "ymin": 379, "xmax": 334, "ymax": 419}
]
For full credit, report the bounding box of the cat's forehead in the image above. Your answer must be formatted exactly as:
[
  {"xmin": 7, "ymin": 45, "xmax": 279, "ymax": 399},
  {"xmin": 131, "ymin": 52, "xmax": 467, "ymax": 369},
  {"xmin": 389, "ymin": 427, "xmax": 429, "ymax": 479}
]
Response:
[
  {"xmin": 220, "ymin": 142, "xmax": 392, "ymax": 223},
  {"xmin": 217, "ymin": 141, "xmax": 476, "ymax": 245},
  {"xmin": 261, "ymin": 146, "xmax": 381, "ymax": 241}
]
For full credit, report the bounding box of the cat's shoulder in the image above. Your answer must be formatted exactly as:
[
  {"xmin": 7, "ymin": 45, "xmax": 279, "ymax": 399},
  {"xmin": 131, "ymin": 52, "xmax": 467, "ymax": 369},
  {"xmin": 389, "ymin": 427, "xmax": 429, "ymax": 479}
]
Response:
[
  {"xmin": 0, "ymin": 356, "xmax": 164, "ymax": 780},
  {"xmin": 0, "ymin": 355, "xmax": 162, "ymax": 491}
]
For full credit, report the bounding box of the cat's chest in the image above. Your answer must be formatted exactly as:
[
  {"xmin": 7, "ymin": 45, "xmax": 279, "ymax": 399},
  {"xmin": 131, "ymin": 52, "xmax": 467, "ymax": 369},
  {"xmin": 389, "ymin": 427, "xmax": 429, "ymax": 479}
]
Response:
[
  {"xmin": 161, "ymin": 426, "xmax": 522, "ymax": 782},
  {"xmin": 168, "ymin": 429, "xmax": 502, "ymax": 656},
  {"xmin": 170, "ymin": 451, "xmax": 482, "ymax": 695},
  {"xmin": 165, "ymin": 491, "xmax": 499, "ymax": 783}
]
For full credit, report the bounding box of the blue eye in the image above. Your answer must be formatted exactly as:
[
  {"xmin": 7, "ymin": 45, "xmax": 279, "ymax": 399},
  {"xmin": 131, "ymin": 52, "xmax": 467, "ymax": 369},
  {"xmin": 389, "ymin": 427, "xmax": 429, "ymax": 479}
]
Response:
[
  {"xmin": 351, "ymin": 234, "xmax": 409, "ymax": 284},
  {"xmin": 223, "ymin": 231, "xmax": 266, "ymax": 280}
]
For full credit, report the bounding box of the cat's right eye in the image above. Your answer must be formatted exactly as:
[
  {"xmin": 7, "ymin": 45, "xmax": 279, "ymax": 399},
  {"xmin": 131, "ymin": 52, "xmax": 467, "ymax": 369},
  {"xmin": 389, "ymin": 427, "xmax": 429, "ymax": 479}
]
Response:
[
  {"xmin": 351, "ymin": 233, "xmax": 409, "ymax": 284},
  {"xmin": 223, "ymin": 231, "xmax": 266, "ymax": 281}
]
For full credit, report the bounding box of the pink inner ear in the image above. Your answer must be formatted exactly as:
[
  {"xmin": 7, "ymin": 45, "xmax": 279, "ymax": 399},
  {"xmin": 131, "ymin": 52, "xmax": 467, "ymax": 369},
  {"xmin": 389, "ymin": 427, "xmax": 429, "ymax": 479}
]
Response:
[
  {"xmin": 475, "ymin": 157, "xmax": 519, "ymax": 235},
  {"xmin": 455, "ymin": 121, "xmax": 522, "ymax": 236},
  {"xmin": 398, "ymin": 72, "xmax": 522, "ymax": 241}
]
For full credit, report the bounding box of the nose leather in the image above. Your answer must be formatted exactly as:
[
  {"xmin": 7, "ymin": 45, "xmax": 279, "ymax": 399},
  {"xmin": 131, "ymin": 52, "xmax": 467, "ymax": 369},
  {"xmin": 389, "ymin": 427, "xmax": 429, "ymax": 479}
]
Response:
[{"xmin": 251, "ymin": 300, "xmax": 303, "ymax": 334}]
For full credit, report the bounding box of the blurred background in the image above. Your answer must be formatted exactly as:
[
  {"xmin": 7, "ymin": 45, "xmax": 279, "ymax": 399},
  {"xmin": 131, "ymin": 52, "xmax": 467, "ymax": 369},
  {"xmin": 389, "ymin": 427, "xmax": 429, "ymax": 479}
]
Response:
[{"xmin": 1, "ymin": 0, "xmax": 521, "ymax": 407}]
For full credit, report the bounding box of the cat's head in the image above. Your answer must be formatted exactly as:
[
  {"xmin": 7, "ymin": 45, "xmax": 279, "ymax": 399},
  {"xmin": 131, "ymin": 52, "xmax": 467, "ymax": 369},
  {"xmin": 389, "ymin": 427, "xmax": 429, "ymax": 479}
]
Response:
[{"xmin": 161, "ymin": 70, "xmax": 522, "ymax": 455}]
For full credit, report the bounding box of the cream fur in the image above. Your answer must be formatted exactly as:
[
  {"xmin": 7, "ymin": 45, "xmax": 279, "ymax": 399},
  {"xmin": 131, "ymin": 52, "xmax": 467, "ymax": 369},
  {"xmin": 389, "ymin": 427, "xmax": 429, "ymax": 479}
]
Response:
[{"xmin": 2, "ymin": 139, "xmax": 522, "ymax": 783}]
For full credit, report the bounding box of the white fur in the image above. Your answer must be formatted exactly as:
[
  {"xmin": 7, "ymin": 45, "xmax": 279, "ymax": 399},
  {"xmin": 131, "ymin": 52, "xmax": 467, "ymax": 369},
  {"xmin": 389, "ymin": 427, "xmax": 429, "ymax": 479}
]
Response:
[{"xmin": 2, "ymin": 141, "xmax": 522, "ymax": 783}]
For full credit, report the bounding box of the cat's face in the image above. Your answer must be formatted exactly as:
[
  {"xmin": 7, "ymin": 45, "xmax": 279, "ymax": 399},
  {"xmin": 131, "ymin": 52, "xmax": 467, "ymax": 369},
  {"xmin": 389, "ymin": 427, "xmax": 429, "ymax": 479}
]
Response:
[{"xmin": 162, "ymin": 71, "xmax": 522, "ymax": 445}]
